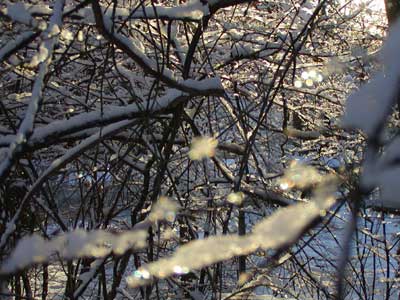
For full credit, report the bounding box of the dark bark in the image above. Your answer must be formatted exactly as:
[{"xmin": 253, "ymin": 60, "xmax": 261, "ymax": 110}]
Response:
[{"xmin": 385, "ymin": 0, "xmax": 400, "ymax": 26}]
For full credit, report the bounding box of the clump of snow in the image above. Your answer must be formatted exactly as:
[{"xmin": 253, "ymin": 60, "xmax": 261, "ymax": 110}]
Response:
[
  {"xmin": 189, "ymin": 136, "xmax": 218, "ymax": 160},
  {"xmin": 61, "ymin": 29, "xmax": 74, "ymax": 41},
  {"xmin": 30, "ymin": 43, "xmax": 49, "ymax": 67},
  {"xmin": 77, "ymin": 30, "xmax": 84, "ymax": 42},
  {"xmin": 148, "ymin": 196, "xmax": 178, "ymax": 222},
  {"xmin": 227, "ymin": 192, "xmax": 245, "ymax": 205}
]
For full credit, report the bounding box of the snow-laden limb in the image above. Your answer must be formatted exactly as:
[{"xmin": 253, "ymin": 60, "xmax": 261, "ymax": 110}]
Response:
[
  {"xmin": 126, "ymin": 194, "xmax": 336, "ymax": 287},
  {"xmin": 1, "ymin": 196, "xmax": 178, "ymax": 276},
  {"xmin": 0, "ymin": 85, "xmax": 222, "ymax": 150},
  {"xmin": 26, "ymin": 0, "xmax": 253, "ymax": 23},
  {"xmin": 0, "ymin": 0, "xmax": 65, "ymax": 182},
  {"xmin": 91, "ymin": 1, "xmax": 224, "ymax": 95},
  {"xmin": 0, "ymin": 90, "xmax": 186, "ymax": 148},
  {"xmin": 126, "ymin": 165, "xmax": 336, "ymax": 287},
  {"xmin": 0, "ymin": 229, "xmax": 147, "ymax": 275},
  {"xmin": 100, "ymin": 196, "xmax": 178, "ymax": 255},
  {"xmin": 342, "ymin": 20, "xmax": 400, "ymax": 209},
  {"xmin": 0, "ymin": 31, "xmax": 37, "ymax": 63}
]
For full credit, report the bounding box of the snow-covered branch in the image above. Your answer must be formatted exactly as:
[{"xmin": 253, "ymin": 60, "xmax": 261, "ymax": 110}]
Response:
[
  {"xmin": 0, "ymin": 229, "xmax": 147, "ymax": 276},
  {"xmin": 127, "ymin": 191, "xmax": 336, "ymax": 287}
]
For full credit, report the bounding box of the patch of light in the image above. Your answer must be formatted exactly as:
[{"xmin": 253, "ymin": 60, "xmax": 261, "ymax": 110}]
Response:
[
  {"xmin": 280, "ymin": 182, "xmax": 289, "ymax": 190},
  {"xmin": 133, "ymin": 268, "xmax": 150, "ymax": 280},
  {"xmin": 294, "ymin": 80, "xmax": 303, "ymax": 88}
]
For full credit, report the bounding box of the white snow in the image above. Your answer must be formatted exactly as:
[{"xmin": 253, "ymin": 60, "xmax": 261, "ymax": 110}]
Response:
[
  {"xmin": 180, "ymin": 77, "xmax": 223, "ymax": 91},
  {"xmin": 0, "ymin": 229, "xmax": 147, "ymax": 275}
]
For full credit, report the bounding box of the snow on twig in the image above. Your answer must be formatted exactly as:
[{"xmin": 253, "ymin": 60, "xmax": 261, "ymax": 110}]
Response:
[
  {"xmin": 0, "ymin": 229, "xmax": 147, "ymax": 275},
  {"xmin": 0, "ymin": 89, "xmax": 187, "ymax": 148},
  {"xmin": 0, "ymin": 31, "xmax": 37, "ymax": 62},
  {"xmin": 1, "ymin": 196, "xmax": 179, "ymax": 276},
  {"xmin": 92, "ymin": 1, "xmax": 224, "ymax": 95}
]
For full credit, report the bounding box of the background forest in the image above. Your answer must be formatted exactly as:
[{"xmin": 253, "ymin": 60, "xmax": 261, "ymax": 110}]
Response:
[{"xmin": 0, "ymin": 0, "xmax": 399, "ymax": 299}]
